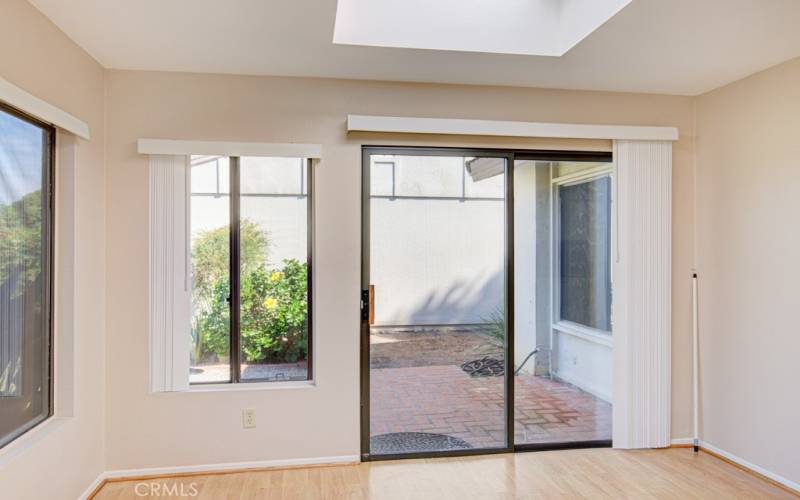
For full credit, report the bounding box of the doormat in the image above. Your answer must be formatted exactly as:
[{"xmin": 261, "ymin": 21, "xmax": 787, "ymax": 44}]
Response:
[
  {"xmin": 461, "ymin": 357, "xmax": 504, "ymax": 377},
  {"xmin": 370, "ymin": 432, "xmax": 473, "ymax": 454}
]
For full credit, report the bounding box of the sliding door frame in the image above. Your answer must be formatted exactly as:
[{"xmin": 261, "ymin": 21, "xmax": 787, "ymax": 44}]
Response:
[{"xmin": 360, "ymin": 146, "xmax": 612, "ymax": 461}]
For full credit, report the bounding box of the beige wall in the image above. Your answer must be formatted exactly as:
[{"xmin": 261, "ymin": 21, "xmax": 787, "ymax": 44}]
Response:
[
  {"xmin": 696, "ymin": 57, "xmax": 800, "ymax": 484},
  {"xmin": 103, "ymin": 70, "xmax": 696, "ymax": 469},
  {"xmin": 0, "ymin": 0, "xmax": 106, "ymax": 498}
]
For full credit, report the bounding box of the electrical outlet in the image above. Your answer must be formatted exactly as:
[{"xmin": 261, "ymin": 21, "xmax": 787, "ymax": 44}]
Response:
[{"xmin": 242, "ymin": 408, "xmax": 256, "ymax": 429}]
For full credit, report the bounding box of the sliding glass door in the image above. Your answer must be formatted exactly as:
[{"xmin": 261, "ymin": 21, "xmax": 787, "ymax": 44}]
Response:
[
  {"xmin": 361, "ymin": 147, "xmax": 613, "ymax": 460},
  {"xmin": 512, "ymin": 158, "xmax": 613, "ymax": 448}
]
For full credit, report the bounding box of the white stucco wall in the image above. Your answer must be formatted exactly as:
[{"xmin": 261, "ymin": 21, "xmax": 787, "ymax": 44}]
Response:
[
  {"xmin": 554, "ymin": 332, "xmax": 613, "ymax": 402},
  {"xmin": 190, "ymin": 156, "xmax": 308, "ymax": 267},
  {"xmin": 514, "ymin": 161, "xmax": 538, "ymax": 369},
  {"xmin": 369, "ymin": 156, "xmax": 505, "ymax": 325}
]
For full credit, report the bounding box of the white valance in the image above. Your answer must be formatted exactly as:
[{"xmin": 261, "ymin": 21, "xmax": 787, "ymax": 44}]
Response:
[
  {"xmin": 347, "ymin": 114, "xmax": 678, "ymax": 141},
  {"xmin": 138, "ymin": 139, "xmax": 322, "ymax": 158},
  {"xmin": 0, "ymin": 77, "xmax": 90, "ymax": 139}
]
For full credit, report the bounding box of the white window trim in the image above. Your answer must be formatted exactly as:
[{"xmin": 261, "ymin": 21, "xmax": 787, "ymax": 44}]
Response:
[
  {"xmin": 184, "ymin": 380, "xmax": 316, "ymax": 393},
  {"xmin": 0, "ymin": 77, "xmax": 89, "ymax": 139},
  {"xmin": 53, "ymin": 131, "xmax": 78, "ymax": 417},
  {"xmin": 552, "ymin": 320, "xmax": 613, "ymax": 348}
]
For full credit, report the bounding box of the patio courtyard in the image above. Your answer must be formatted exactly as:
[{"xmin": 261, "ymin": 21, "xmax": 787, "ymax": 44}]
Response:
[{"xmin": 369, "ymin": 327, "xmax": 611, "ymax": 454}]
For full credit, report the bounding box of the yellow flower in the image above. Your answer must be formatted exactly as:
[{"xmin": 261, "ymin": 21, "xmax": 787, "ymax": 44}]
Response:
[
  {"xmin": 264, "ymin": 297, "xmax": 278, "ymax": 310},
  {"xmin": 269, "ymin": 271, "xmax": 283, "ymax": 282}
]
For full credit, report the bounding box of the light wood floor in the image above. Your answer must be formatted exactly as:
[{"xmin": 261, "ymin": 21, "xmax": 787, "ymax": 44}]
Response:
[{"xmin": 94, "ymin": 448, "xmax": 796, "ymax": 499}]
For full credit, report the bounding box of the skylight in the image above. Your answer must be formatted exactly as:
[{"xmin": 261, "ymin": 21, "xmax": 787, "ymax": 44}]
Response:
[{"xmin": 333, "ymin": 0, "xmax": 631, "ymax": 57}]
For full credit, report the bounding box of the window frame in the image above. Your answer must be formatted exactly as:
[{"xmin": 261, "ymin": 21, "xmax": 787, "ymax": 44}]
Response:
[
  {"xmin": 551, "ymin": 164, "xmax": 614, "ymax": 343},
  {"xmin": 190, "ymin": 156, "xmax": 314, "ymax": 385},
  {"xmin": 0, "ymin": 101, "xmax": 55, "ymax": 448}
]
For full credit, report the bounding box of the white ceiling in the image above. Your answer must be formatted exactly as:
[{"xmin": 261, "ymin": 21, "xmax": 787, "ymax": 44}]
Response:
[{"xmin": 28, "ymin": 0, "xmax": 800, "ymax": 95}]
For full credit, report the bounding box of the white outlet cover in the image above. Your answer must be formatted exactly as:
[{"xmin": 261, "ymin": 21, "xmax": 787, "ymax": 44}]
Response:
[{"xmin": 242, "ymin": 409, "xmax": 256, "ymax": 429}]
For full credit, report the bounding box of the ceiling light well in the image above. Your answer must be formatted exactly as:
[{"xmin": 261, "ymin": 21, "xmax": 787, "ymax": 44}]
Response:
[{"xmin": 333, "ymin": 0, "xmax": 632, "ymax": 56}]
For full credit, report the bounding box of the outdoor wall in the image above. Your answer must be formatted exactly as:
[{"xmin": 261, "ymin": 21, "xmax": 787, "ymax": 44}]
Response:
[
  {"xmin": 103, "ymin": 69, "xmax": 696, "ymax": 471},
  {"xmin": 370, "ymin": 197, "xmax": 504, "ymax": 325},
  {"xmin": 514, "ymin": 161, "xmax": 538, "ymax": 370},
  {"xmin": 695, "ymin": 56, "xmax": 800, "ymax": 485},
  {"xmin": 370, "ymin": 156, "xmax": 504, "ymax": 325},
  {"xmin": 553, "ymin": 333, "xmax": 612, "ymax": 402},
  {"xmin": 0, "ymin": 0, "xmax": 107, "ymax": 499},
  {"xmin": 190, "ymin": 156, "xmax": 309, "ymax": 266},
  {"xmin": 514, "ymin": 159, "xmax": 613, "ymax": 400}
]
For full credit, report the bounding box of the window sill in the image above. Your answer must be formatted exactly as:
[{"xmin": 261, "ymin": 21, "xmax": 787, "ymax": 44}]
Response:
[
  {"xmin": 182, "ymin": 379, "xmax": 317, "ymax": 393},
  {"xmin": 0, "ymin": 416, "xmax": 70, "ymax": 466},
  {"xmin": 553, "ymin": 321, "xmax": 613, "ymax": 347}
]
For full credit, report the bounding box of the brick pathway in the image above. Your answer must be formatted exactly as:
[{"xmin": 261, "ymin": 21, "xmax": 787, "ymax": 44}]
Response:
[{"xmin": 370, "ymin": 364, "xmax": 611, "ymax": 452}]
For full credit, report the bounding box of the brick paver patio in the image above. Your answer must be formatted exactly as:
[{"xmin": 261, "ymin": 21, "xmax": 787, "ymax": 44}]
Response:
[{"xmin": 369, "ymin": 328, "xmax": 611, "ymax": 453}]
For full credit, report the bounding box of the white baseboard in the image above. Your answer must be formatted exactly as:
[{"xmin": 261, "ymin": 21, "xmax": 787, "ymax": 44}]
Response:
[
  {"xmin": 669, "ymin": 438, "xmax": 799, "ymax": 493},
  {"xmin": 79, "ymin": 473, "xmax": 108, "ymax": 500},
  {"xmin": 105, "ymin": 454, "xmax": 360, "ymax": 479},
  {"xmin": 698, "ymin": 441, "xmax": 799, "ymax": 493},
  {"xmin": 79, "ymin": 455, "xmax": 359, "ymax": 499}
]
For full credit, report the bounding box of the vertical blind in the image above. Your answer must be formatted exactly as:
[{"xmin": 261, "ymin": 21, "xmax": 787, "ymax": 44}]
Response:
[
  {"xmin": 149, "ymin": 154, "xmax": 191, "ymax": 392},
  {"xmin": 612, "ymin": 140, "xmax": 672, "ymax": 449}
]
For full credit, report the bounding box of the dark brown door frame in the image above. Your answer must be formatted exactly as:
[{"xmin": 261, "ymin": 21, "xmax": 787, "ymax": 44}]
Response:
[{"xmin": 359, "ymin": 146, "xmax": 612, "ymax": 461}]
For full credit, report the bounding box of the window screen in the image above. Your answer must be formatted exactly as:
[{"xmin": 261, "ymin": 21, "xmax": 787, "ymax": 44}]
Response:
[{"xmin": 559, "ymin": 176, "xmax": 612, "ymax": 331}]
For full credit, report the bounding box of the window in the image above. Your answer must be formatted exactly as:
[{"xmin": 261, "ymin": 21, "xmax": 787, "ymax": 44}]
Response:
[
  {"xmin": 189, "ymin": 156, "xmax": 312, "ymax": 384},
  {"xmin": 370, "ymin": 155, "xmax": 505, "ymax": 200},
  {"xmin": 557, "ymin": 174, "xmax": 612, "ymax": 332},
  {"xmin": 0, "ymin": 104, "xmax": 54, "ymax": 447}
]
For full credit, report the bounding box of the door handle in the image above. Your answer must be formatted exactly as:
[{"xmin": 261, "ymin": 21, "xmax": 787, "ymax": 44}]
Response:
[{"xmin": 361, "ymin": 289, "xmax": 370, "ymax": 321}]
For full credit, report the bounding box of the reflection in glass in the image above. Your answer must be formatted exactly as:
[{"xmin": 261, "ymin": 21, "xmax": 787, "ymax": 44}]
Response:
[
  {"xmin": 189, "ymin": 156, "xmax": 231, "ymax": 383},
  {"xmin": 559, "ymin": 177, "xmax": 612, "ymax": 331},
  {"xmin": 0, "ymin": 107, "xmax": 51, "ymax": 447}
]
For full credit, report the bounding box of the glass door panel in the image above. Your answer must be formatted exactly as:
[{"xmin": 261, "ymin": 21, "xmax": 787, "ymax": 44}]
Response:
[
  {"xmin": 513, "ymin": 159, "xmax": 613, "ymax": 447},
  {"xmin": 364, "ymin": 151, "xmax": 509, "ymax": 457}
]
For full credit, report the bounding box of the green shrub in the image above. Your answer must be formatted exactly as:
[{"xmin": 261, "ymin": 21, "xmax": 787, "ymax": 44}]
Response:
[
  {"xmin": 0, "ymin": 191, "xmax": 43, "ymax": 291},
  {"xmin": 240, "ymin": 259, "xmax": 308, "ymax": 363},
  {"xmin": 190, "ymin": 221, "xmax": 308, "ymax": 364},
  {"xmin": 483, "ymin": 307, "xmax": 505, "ymax": 347}
]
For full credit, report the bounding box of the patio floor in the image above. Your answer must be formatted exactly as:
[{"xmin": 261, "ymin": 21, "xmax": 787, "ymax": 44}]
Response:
[{"xmin": 369, "ymin": 327, "xmax": 611, "ymax": 454}]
